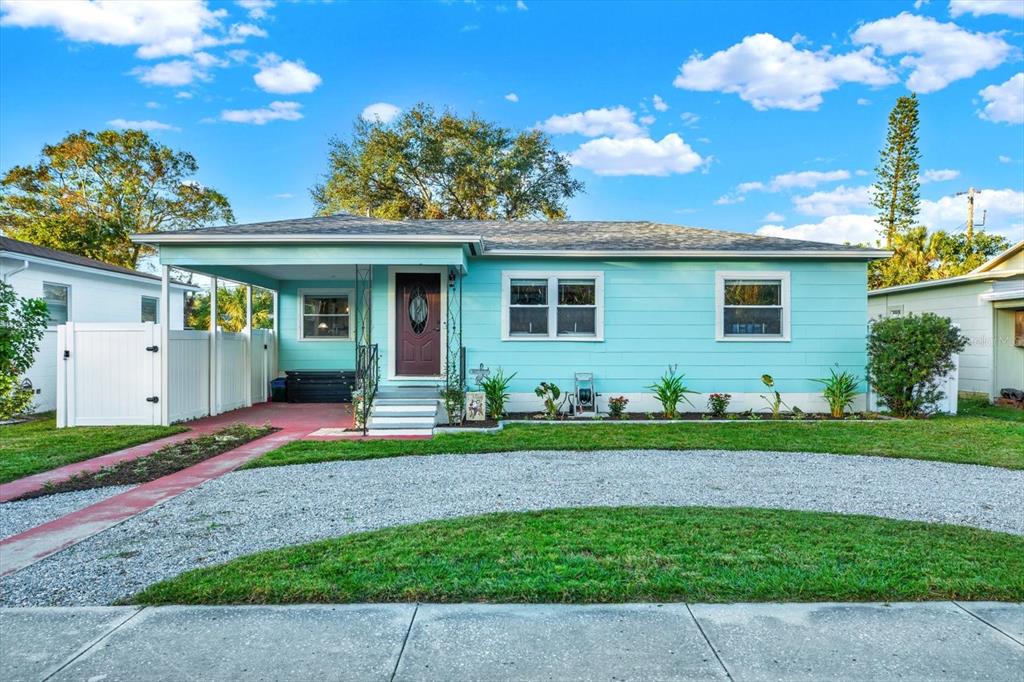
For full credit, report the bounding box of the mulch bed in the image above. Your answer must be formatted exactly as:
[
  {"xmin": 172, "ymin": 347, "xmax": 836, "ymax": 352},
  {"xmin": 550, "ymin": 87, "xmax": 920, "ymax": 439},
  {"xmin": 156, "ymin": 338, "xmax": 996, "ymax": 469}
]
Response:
[
  {"xmin": 8, "ymin": 424, "xmax": 277, "ymax": 502},
  {"xmin": 441, "ymin": 412, "xmax": 875, "ymax": 427}
]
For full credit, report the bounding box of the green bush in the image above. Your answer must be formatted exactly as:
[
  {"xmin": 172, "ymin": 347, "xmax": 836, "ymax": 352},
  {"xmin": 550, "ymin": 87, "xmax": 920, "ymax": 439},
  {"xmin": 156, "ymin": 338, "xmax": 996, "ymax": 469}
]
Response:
[
  {"xmin": 867, "ymin": 313, "xmax": 967, "ymax": 418},
  {"xmin": 0, "ymin": 281, "xmax": 49, "ymax": 420}
]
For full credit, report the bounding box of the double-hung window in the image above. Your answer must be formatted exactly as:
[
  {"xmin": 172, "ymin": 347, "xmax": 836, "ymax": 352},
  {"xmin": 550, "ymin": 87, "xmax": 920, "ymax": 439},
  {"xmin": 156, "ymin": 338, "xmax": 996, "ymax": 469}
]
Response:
[
  {"xmin": 715, "ymin": 271, "xmax": 790, "ymax": 341},
  {"xmin": 502, "ymin": 272, "xmax": 603, "ymax": 341},
  {"xmin": 42, "ymin": 282, "xmax": 70, "ymax": 326},
  {"xmin": 299, "ymin": 289, "xmax": 353, "ymax": 340}
]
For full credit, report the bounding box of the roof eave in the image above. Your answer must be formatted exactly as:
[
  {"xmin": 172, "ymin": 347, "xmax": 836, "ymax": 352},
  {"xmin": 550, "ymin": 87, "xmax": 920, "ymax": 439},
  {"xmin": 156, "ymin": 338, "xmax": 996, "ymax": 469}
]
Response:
[
  {"xmin": 130, "ymin": 232, "xmax": 484, "ymax": 248},
  {"xmin": 482, "ymin": 248, "xmax": 892, "ymax": 259},
  {"xmin": 868, "ymin": 269, "xmax": 1021, "ymax": 296}
]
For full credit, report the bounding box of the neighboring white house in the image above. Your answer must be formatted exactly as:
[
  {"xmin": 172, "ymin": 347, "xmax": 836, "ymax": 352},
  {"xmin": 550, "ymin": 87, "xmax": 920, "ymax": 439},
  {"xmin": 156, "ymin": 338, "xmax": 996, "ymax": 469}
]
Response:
[
  {"xmin": 868, "ymin": 240, "xmax": 1024, "ymax": 399},
  {"xmin": 1, "ymin": 236, "xmax": 192, "ymax": 413}
]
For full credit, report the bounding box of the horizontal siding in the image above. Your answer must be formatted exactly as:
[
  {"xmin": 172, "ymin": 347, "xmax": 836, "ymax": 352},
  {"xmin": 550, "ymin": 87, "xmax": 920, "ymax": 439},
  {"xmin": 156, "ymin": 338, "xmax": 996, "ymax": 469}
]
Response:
[
  {"xmin": 277, "ymin": 279, "xmax": 357, "ymax": 371},
  {"xmin": 461, "ymin": 258, "xmax": 868, "ymax": 394}
]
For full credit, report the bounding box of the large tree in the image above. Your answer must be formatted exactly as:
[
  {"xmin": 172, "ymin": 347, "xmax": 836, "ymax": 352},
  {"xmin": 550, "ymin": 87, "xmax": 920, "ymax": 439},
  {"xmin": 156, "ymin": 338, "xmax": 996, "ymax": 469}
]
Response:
[
  {"xmin": 1, "ymin": 129, "xmax": 233, "ymax": 269},
  {"xmin": 872, "ymin": 95, "xmax": 921, "ymax": 249},
  {"xmin": 311, "ymin": 104, "xmax": 584, "ymax": 220}
]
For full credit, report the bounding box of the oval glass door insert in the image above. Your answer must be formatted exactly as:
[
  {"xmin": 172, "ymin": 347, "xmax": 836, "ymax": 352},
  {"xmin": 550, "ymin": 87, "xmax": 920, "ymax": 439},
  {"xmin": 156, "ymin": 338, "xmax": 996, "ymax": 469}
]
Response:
[{"xmin": 408, "ymin": 285, "xmax": 428, "ymax": 335}]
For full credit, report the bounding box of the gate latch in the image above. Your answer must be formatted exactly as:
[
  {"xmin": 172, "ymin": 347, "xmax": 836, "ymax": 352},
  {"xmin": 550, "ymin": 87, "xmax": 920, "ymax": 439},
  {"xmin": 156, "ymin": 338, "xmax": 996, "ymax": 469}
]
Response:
[
  {"xmin": 63, "ymin": 350, "xmax": 70, "ymax": 359},
  {"xmin": 146, "ymin": 396, "xmax": 160, "ymax": 403},
  {"xmin": 145, "ymin": 345, "xmax": 159, "ymax": 352}
]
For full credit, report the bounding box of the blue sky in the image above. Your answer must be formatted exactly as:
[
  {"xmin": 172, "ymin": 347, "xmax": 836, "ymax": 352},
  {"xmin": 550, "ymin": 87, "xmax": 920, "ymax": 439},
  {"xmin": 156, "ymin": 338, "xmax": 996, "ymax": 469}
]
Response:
[{"xmin": 1, "ymin": 0, "xmax": 1022, "ymax": 247}]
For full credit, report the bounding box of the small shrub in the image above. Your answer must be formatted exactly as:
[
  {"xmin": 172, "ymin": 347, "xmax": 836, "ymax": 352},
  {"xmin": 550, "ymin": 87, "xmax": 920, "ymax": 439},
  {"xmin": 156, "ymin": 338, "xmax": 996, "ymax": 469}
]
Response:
[
  {"xmin": 479, "ymin": 368, "xmax": 516, "ymax": 419},
  {"xmin": 814, "ymin": 369, "xmax": 860, "ymax": 418},
  {"xmin": 707, "ymin": 393, "xmax": 731, "ymax": 418},
  {"xmin": 647, "ymin": 365, "xmax": 698, "ymax": 419},
  {"xmin": 0, "ymin": 281, "xmax": 49, "ymax": 420},
  {"xmin": 441, "ymin": 386, "xmax": 465, "ymax": 425},
  {"xmin": 607, "ymin": 395, "xmax": 629, "ymax": 419},
  {"xmin": 759, "ymin": 374, "xmax": 790, "ymax": 419},
  {"xmin": 867, "ymin": 313, "xmax": 968, "ymax": 417},
  {"xmin": 534, "ymin": 382, "xmax": 567, "ymax": 419}
]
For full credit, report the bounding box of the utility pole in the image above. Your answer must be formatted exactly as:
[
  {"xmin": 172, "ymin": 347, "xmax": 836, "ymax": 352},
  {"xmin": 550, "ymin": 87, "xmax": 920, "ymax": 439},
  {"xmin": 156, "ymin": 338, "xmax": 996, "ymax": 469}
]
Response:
[{"xmin": 955, "ymin": 187, "xmax": 976, "ymax": 245}]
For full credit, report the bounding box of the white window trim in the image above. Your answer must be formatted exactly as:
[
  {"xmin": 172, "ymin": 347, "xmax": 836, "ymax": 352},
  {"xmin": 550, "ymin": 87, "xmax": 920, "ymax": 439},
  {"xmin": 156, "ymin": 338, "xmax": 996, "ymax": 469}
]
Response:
[
  {"xmin": 715, "ymin": 271, "xmax": 791, "ymax": 342},
  {"xmin": 297, "ymin": 288, "xmax": 354, "ymax": 342},
  {"xmin": 501, "ymin": 271, "xmax": 604, "ymax": 342},
  {"xmin": 42, "ymin": 281, "xmax": 71, "ymax": 327},
  {"xmin": 141, "ymin": 295, "xmax": 159, "ymax": 323}
]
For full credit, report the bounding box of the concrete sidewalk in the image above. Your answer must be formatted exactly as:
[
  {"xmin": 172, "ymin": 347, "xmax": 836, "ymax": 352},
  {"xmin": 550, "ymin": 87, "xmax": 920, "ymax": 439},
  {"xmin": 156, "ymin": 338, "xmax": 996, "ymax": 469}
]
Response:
[{"xmin": 1, "ymin": 602, "xmax": 1021, "ymax": 681}]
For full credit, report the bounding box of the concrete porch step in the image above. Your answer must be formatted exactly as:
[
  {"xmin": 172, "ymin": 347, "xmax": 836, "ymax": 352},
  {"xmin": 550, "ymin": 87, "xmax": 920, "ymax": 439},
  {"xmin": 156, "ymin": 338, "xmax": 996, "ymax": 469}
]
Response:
[
  {"xmin": 365, "ymin": 428, "xmax": 434, "ymax": 437},
  {"xmin": 367, "ymin": 416, "xmax": 436, "ymax": 429},
  {"xmin": 372, "ymin": 404, "xmax": 437, "ymax": 417},
  {"xmin": 375, "ymin": 387, "xmax": 442, "ymax": 400},
  {"xmin": 372, "ymin": 397, "xmax": 440, "ymax": 407}
]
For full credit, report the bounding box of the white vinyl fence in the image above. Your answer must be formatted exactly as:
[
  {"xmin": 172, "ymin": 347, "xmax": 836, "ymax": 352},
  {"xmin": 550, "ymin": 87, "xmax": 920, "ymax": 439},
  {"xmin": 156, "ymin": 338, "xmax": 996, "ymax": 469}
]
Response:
[{"xmin": 57, "ymin": 322, "xmax": 276, "ymax": 427}]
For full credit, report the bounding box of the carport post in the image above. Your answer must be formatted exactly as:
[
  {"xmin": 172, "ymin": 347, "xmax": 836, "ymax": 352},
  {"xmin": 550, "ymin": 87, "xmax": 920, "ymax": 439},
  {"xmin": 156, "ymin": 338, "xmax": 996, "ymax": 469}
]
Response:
[
  {"xmin": 159, "ymin": 266, "xmax": 171, "ymax": 426},
  {"xmin": 244, "ymin": 285, "xmax": 253, "ymax": 407},
  {"xmin": 209, "ymin": 276, "xmax": 219, "ymax": 416}
]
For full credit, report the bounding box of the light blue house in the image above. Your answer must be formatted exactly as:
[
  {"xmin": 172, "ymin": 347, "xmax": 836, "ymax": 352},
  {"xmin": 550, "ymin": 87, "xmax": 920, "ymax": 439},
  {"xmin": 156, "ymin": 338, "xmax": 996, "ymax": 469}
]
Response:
[{"xmin": 137, "ymin": 215, "xmax": 888, "ymax": 433}]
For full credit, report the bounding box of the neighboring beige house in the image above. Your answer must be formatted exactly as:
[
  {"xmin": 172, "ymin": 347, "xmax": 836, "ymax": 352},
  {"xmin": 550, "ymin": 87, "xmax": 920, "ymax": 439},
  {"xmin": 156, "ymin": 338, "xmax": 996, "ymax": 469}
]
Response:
[{"xmin": 868, "ymin": 241, "xmax": 1024, "ymax": 399}]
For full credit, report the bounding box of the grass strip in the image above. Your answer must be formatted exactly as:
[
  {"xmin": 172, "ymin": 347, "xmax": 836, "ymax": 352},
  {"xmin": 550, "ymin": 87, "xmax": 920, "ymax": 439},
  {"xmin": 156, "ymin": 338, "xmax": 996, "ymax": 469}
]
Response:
[
  {"xmin": 0, "ymin": 413, "xmax": 186, "ymax": 484},
  {"xmin": 249, "ymin": 417, "xmax": 1024, "ymax": 470},
  {"xmin": 10, "ymin": 423, "xmax": 275, "ymax": 501},
  {"xmin": 132, "ymin": 506, "xmax": 1024, "ymax": 605}
]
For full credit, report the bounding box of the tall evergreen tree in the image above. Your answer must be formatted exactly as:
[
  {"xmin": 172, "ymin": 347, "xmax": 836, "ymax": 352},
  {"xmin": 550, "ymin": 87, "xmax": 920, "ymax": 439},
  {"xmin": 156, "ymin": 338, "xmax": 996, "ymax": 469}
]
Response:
[{"xmin": 872, "ymin": 95, "xmax": 921, "ymax": 249}]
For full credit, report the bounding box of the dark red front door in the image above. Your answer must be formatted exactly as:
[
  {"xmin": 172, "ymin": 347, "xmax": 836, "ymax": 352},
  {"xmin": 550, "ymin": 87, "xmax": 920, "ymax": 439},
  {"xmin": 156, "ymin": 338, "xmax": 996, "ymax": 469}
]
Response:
[{"xmin": 395, "ymin": 272, "xmax": 441, "ymax": 376}]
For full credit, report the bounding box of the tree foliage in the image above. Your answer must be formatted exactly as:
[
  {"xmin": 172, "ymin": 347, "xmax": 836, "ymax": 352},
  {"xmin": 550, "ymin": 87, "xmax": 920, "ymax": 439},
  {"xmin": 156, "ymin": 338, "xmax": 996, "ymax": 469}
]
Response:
[
  {"xmin": 0, "ymin": 281, "xmax": 49, "ymax": 419},
  {"xmin": 872, "ymin": 95, "xmax": 921, "ymax": 249},
  {"xmin": 868, "ymin": 225, "xmax": 1009, "ymax": 289},
  {"xmin": 1, "ymin": 129, "xmax": 234, "ymax": 269},
  {"xmin": 311, "ymin": 104, "xmax": 584, "ymax": 220},
  {"xmin": 866, "ymin": 313, "xmax": 968, "ymax": 418},
  {"xmin": 185, "ymin": 286, "xmax": 273, "ymax": 332}
]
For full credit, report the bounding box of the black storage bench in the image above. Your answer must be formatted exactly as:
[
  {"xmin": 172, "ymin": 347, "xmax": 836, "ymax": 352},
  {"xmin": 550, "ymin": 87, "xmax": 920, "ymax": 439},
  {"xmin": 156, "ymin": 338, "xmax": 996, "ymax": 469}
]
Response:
[{"xmin": 284, "ymin": 370, "xmax": 356, "ymax": 403}]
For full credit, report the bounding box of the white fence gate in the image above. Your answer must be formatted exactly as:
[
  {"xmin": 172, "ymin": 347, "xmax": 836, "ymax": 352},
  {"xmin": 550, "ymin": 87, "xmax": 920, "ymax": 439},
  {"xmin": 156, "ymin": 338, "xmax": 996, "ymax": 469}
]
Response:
[{"xmin": 58, "ymin": 323, "xmax": 276, "ymax": 427}]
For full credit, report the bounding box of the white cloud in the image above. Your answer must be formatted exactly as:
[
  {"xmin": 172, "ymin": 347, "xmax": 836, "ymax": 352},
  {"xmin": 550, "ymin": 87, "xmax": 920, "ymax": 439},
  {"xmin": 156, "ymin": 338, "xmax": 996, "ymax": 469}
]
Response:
[
  {"xmin": 505, "ymin": 92, "xmax": 519, "ymax": 102},
  {"xmin": 673, "ymin": 33, "xmax": 894, "ymax": 111},
  {"xmin": 361, "ymin": 102, "xmax": 402, "ymax": 124},
  {"xmin": 0, "ymin": 0, "xmax": 232, "ymax": 59},
  {"xmin": 714, "ymin": 194, "xmax": 745, "ymax": 205},
  {"xmin": 236, "ymin": 0, "xmax": 275, "ymax": 20},
  {"xmin": 920, "ymin": 188, "xmax": 1024, "ymax": 241},
  {"xmin": 145, "ymin": 101, "xmax": 161, "ymax": 109},
  {"xmin": 274, "ymin": 192, "xmax": 294, "ymax": 199},
  {"xmin": 921, "ymin": 169, "xmax": 960, "ymax": 183},
  {"xmin": 738, "ymin": 169, "xmax": 851, "ymax": 194},
  {"xmin": 757, "ymin": 214, "xmax": 880, "ymax": 245},
  {"xmin": 792, "ymin": 185, "xmax": 872, "ymax": 216},
  {"xmin": 679, "ymin": 112, "xmax": 700, "ymax": 127},
  {"xmin": 175, "ymin": 91, "xmax": 194, "ymax": 99},
  {"xmin": 763, "ymin": 211, "xmax": 786, "ymax": 222},
  {"xmin": 998, "ymin": 155, "xmax": 1013, "ymax": 163},
  {"xmin": 856, "ymin": 98, "xmax": 871, "ymax": 106},
  {"xmin": 652, "ymin": 94, "xmax": 669, "ymax": 112},
  {"xmin": 570, "ymin": 133, "xmax": 706, "ymax": 176},
  {"xmin": 639, "ymin": 115, "xmax": 656, "ymax": 126},
  {"xmin": 220, "ymin": 100, "xmax": 302, "ymax": 125},
  {"xmin": 252, "ymin": 53, "xmax": 321, "ymax": 94},
  {"xmin": 133, "ymin": 59, "xmax": 209, "ymax": 87},
  {"xmin": 949, "ymin": 0, "xmax": 1023, "ymax": 19},
  {"xmin": 516, "ymin": 1, "xmax": 528, "ymax": 10},
  {"xmin": 852, "ymin": 13, "xmax": 1012, "ymax": 93},
  {"xmin": 978, "ymin": 73, "xmax": 1024, "ymax": 125},
  {"xmin": 108, "ymin": 118, "xmax": 180, "ymax": 132},
  {"xmin": 537, "ymin": 106, "xmax": 644, "ymax": 139}
]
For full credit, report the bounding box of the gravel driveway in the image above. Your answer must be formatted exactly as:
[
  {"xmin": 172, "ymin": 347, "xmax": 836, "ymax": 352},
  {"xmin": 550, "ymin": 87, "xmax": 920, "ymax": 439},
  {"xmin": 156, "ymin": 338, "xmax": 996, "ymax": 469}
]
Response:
[{"xmin": 2, "ymin": 449, "xmax": 1022, "ymax": 606}]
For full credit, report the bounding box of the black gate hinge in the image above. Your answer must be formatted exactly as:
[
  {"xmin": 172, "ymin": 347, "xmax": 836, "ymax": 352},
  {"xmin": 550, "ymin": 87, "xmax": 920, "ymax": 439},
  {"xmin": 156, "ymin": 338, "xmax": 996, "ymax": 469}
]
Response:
[
  {"xmin": 146, "ymin": 345, "xmax": 159, "ymax": 352},
  {"xmin": 146, "ymin": 396, "xmax": 160, "ymax": 403}
]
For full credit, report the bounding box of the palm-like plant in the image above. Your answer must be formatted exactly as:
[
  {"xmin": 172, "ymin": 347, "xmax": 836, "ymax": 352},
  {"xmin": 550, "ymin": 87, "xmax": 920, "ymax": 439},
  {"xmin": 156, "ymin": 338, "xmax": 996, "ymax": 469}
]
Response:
[
  {"xmin": 647, "ymin": 365, "xmax": 698, "ymax": 419},
  {"xmin": 814, "ymin": 369, "xmax": 860, "ymax": 418}
]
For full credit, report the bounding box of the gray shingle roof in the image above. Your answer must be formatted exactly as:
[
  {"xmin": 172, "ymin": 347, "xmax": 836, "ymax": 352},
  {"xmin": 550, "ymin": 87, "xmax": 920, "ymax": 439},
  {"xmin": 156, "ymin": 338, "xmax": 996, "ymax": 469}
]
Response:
[
  {"xmin": 1, "ymin": 236, "xmax": 162, "ymax": 280},
  {"xmin": 152, "ymin": 213, "xmax": 880, "ymax": 254}
]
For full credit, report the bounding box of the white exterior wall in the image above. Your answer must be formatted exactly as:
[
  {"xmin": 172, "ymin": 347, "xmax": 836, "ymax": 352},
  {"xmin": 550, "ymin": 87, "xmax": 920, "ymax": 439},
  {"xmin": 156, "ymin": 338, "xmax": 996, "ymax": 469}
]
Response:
[
  {"xmin": 1, "ymin": 256, "xmax": 186, "ymax": 413},
  {"xmin": 868, "ymin": 281, "xmax": 994, "ymax": 396}
]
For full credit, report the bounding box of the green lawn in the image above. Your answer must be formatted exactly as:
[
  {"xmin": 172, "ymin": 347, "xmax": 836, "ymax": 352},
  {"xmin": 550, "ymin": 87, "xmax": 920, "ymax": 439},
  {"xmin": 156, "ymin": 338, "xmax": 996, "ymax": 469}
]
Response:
[
  {"xmin": 958, "ymin": 396, "xmax": 1024, "ymax": 422},
  {"xmin": 250, "ymin": 417, "xmax": 1024, "ymax": 470},
  {"xmin": 0, "ymin": 413, "xmax": 186, "ymax": 484},
  {"xmin": 132, "ymin": 507, "xmax": 1024, "ymax": 605}
]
